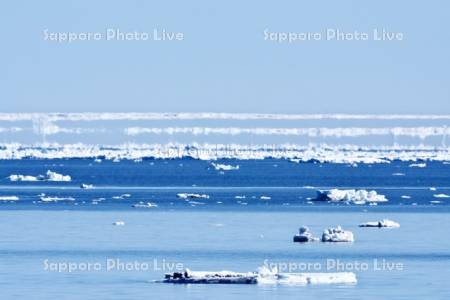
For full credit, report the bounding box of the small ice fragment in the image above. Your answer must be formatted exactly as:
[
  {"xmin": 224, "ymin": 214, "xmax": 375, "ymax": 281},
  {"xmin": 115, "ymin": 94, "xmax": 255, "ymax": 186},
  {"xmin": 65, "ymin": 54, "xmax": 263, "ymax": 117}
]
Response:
[
  {"xmin": 293, "ymin": 226, "xmax": 318, "ymax": 243},
  {"xmin": 177, "ymin": 193, "xmax": 209, "ymax": 199},
  {"xmin": 113, "ymin": 221, "xmax": 125, "ymax": 226},
  {"xmin": 80, "ymin": 183, "xmax": 94, "ymax": 189},
  {"xmin": 409, "ymin": 163, "xmax": 426, "ymax": 168},
  {"xmin": 211, "ymin": 162, "xmax": 239, "ymax": 171}
]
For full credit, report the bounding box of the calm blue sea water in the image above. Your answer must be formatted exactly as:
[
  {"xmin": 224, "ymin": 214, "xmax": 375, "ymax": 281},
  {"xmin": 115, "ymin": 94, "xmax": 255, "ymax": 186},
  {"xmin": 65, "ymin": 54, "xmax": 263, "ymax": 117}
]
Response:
[{"xmin": 0, "ymin": 159, "xmax": 449, "ymax": 299}]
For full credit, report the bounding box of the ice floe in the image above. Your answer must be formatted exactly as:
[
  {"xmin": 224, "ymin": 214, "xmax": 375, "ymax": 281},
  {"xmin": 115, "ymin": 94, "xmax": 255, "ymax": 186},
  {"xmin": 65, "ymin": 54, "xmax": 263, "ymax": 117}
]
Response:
[
  {"xmin": 211, "ymin": 162, "xmax": 239, "ymax": 171},
  {"xmin": 293, "ymin": 226, "xmax": 318, "ymax": 242},
  {"xmin": 260, "ymin": 196, "xmax": 271, "ymax": 200},
  {"xmin": 132, "ymin": 202, "xmax": 158, "ymax": 208},
  {"xmin": 40, "ymin": 196, "xmax": 75, "ymax": 202},
  {"xmin": 176, "ymin": 193, "xmax": 210, "ymax": 199},
  {"xmin": 80, "ymin": 183, "xmax": 94, "ymax": 189},
  {"xmin": 359, "ymin": 219, "xmax": 400, "ymax": 228},
  {"xmin": 409, "ymin": 163, "xmax": 427, "ymax": 168},
  {"xmin": 162, "ymin": 265, "xmax": 357, "ymax": 285},
  {"xmin": 9, "ymin": 170, "xmax": 71, "ymax": 182},
  {"xmin": 112, "ymin": 194, "xmax": 131, "ymax": 199},
  {"xmin": 433, "ymin": 193, "xmax": 450, "ymax": 198},
  {"xmin": 315, "ymin": 189, "xmax": 388, "ymax": 204},
  {"xmin": 112, "ymin": 221, "xmax": 125, "ymax": 226},
  {"xmin": 46, "ymin": 170, "xmax": 71, "ymax": 181},
  {"xmin": 257, "ymin": 266, "xmax": 357, "ymax": 285},
  {"xmin": 321, "ymin": 226, "xmax": 354, "ymax": 242},
  {"xmin": 0, "ymin": 196, "xmax": 19, "ymax": 201}
]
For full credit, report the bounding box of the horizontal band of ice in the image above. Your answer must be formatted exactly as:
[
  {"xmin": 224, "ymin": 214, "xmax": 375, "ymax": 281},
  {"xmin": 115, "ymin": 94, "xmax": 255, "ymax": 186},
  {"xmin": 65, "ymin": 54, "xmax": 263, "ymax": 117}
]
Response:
[
  {"xmin": 125, "ymin": 126, "xmax": 450, "ymax": 139},
  {"xmin": 9, "ymin": 170, "xmax": 71, "ymax": 182},
  {"xmin": 1, "ymin": 112, "xmax": 450, "ymax": 121},
  {"xmin": 0, "ymin": 143, "xmax": 449, "ymax": 163},
  {"xmin": 359, "ymin": 219, "xmax": 400, "ymax": 228},
  {"xmin": 315, "ymin": 189, "xmax": 388, "ymax": 204},
  {"xmin": 163, "ymin": 266, "xmax": 357, "ymax": 285}
]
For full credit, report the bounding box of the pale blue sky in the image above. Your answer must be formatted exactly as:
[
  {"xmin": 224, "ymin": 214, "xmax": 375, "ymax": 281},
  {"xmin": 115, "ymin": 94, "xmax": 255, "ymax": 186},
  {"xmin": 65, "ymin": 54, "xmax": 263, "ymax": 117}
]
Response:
[{"xmin": 1, "ymin": 1, "xmax": 449, "ymax": 113}]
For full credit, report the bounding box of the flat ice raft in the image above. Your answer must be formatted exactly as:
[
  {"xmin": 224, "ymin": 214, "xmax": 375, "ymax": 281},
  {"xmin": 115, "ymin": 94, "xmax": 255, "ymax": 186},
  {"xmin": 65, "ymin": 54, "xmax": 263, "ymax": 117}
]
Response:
[
  {"xmin": 359, "ymin": 219, "xmax": 400, "ymax": 228},
  {"xmin": 162, "ymin": 268, "xmax": 357, "ymax": 285}
]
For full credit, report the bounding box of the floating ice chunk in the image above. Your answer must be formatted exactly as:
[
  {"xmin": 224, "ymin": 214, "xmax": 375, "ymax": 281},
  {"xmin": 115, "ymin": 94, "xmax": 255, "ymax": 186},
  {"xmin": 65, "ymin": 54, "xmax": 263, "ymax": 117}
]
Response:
[
  {"xmin": 433, "ymin": 193, "xmax": 450, "ymax": 198},
  {"xmin": 45, "ymin": 170, "xmax": 71, "ymax": 182},
  {"xmin": 132, "ymin": 202, "xmax": 158, "ymax": 208},
  {"xmin": 392, "ymin": 173, "xmax": 405, "ymax": 176},
  {"xmin": 80, "ymin": 183, "xmax": 94, "ymax": 189},
  {"xmin": 10, "ymin": 170, "xmax": 71, "ymax": 182},
  {"xmin": 401, "ymin": 195, "xmax": 411, "ymax": 199},
  {"xmin": 112, "ymin": 221, "xmax": 125, "ymax": 226},
  {"xmin": 430, "ymin": 187, "xmax": 437, "ymax": 191},
  {"xmin": 163, "ymin": 269, "xmax": 258, "ymax": 284},
  {"xmin": 162, "ymin": 266, "xmax": 357, "ymax": 285},
  {"xmin": 260, "ymin": 196, "xmax": 271, "ymax": 200},
  {"xmin": 211, "ymin": 162, "xmax": 239, "ymax": 171},
  {"xmin": 257, "ymin": 266, "xmax": 357, "ymax": 285},
  {"xmin": 430, "ymin": 200, "xmax": 442, "ymax": 204},
  {"xmin": 359, "ymin": 219, "xmax": 400, "ymax": 228},
  {"xmin": 234, "ymin": 195, "xmax": 246, "ymax": 199},
  {"xmin": 321, "ymin": 226, "xmax": 354, "ymax": 242},
  {"xmin": 9, "ymin": 174, "xmax": 39, "ymax": 181},
  {"xmin": 409, "ymin": 163, "xmax": 426, "ymax": 168},
  {"xmin": 293, "ymin": 226, "xmax": 318, "ymax": 242},
  {"xmin": 176, "ymin": 193, "xmax": 209, "ymax": 199},
  {"xmin": 40, "ymin": 196, "xmax": 75, "ymax": 202},
  {"xmin": 315, "ymin": 189, "xmax": 387, "ymax": 204},
  {"xmin": 0, "ymin": 196, "xmax": 19, "ymax": 201}
]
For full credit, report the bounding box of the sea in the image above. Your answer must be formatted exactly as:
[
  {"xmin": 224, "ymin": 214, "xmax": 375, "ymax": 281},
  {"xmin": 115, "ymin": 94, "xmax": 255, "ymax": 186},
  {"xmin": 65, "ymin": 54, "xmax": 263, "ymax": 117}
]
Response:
[{"xmin": 0, "ymin": 158, "xmax": 449, "ymax": 299}]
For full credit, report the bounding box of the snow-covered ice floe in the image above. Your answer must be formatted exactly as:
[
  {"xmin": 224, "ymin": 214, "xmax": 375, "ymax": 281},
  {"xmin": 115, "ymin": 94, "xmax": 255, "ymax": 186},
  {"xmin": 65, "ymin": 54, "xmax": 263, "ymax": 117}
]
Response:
[
  {"xmin": 112, "ymin": 221, "xmax": 125, "ymax": 226},
  {"xmin": 322, "ymin": 226, "xmax": 354, "ymax": 242},
  {"xmin": 293, "ymin": 226, "xmax": 318, "ymax": 242},
  {"xmin": 0, "ymin": 196, "xmax": 19, "ymax": 201},
  {"xmin": 359, "ymin": 219, "xmax": 400, "ymax": 228},
  {"xmin": 177, "ymin": 193, "xmax": 210, "ymax": 199},
  {"xmin": 257, "ymin": 266, "xmax": 357, "ymax": 285},
  {"xmin": 2, "ymin": 143, "xmax": 450, "ymax": 164},
  {"xmin": 211, "ymin": 162, "xmax": 239, "ymax": 171},
  {"xmin": 409, "ymin": 163, "xmax": 427, "ymax": 168},
  {"xmin": 40, "ymin": 196, "xmax": 75, "ymax": 202},
  {"xmin": 9, "ymin": 170, "xmax": 71, "ymax": 182},
  {"xmin": 315, "ymin": 189, "xmax": 387, "ymax": 204},
  {"xmin": 433, "ymin": 193, "xmax": 450, "ymax": 198},
  {"xmin": 162, "ymin": 266, "xmax": 357, "ymax": 285},
  {"xmin": 260, "ymin": 195, "xmax": 271, "ymax": 200}
]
